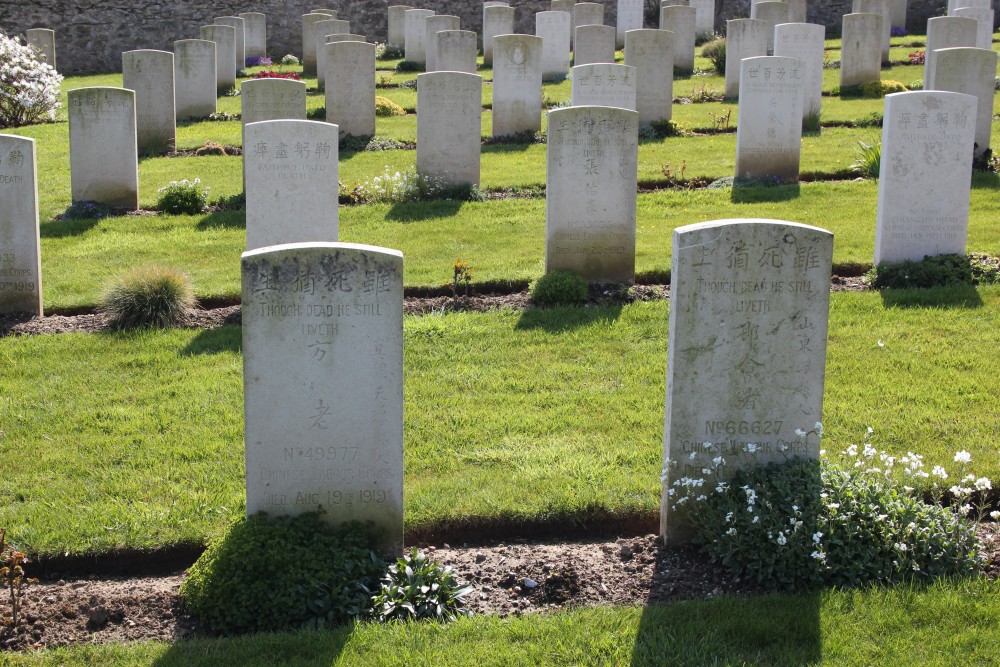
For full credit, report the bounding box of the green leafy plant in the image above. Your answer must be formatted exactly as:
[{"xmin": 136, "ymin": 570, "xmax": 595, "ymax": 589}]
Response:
[
  {"xmin": 850, "ymin": 136, "xmax": 881, "ymax": 179},
  {"xmin": 531, "ymin": 270, "xmax": 588, "ymax": 307},
  {"xmin": 375, "ymin": 95, "xmax": 406, "ymax": 117},
  {"xmin": 860, "ymin": 79, "xmax": 907, "ymax": 98},
  {"xmin": 156, "ymin": 178, "xmax": 209, "ymax": 215},
  {"xmin": 101, "ymin": 265, "xmax": 195, "ymax": 330},
  {"xmin": 280, "ymin": 54, "xmax": 299, "ymax": 66},
  {"xmin": 1, "ymin": 529, "xmax": 35, "ymax": 628},
  {"xmin": 181, "ymin": 514, "xmax": 384, "ymax": 635},
  {"xmin": 689, "ymin": 83, "xmax": 724, "ymax": 103},
  {"xmin": 850, "ymin": 111, "xmax": 883, "ymax": 128},
  {"xmin": 452, "ymin": 258, "xmax": 474, "ymax": 296},
  {"xmin": 366, "ymin": 549, "xmax": 472, "ymax": 622},
  {"xmin": 803, "ymin": 110, "xmax": 821, "ymax": 132},
  {"xmin": 377, "ymin": 44, "xmax": 404, "ymax": 60},
  {"xmin": 395, "ymin": 60, "xmax": 424, "ymax": 72},
  {"xmin": 701, "ymin": 38, "xmax": 726, "ymax": 75},
  {"xmin": 866, "ymin": 253, "xmax": 1000, "ymax": 290}
]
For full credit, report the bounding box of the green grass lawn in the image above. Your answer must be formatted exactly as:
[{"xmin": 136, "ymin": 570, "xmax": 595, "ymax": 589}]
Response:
[
  {"xmin": 1, "ymin": 578, "xmax": 998, "ymax": 666},
  {"xmin": 2, "ymin": 289, "xmax": 998, "ymax": 557}
]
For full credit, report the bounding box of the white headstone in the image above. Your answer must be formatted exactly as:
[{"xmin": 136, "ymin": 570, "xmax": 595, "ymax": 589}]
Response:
[
  {"xmin": 724, "ymin": 19, "xmax": 768, "ymax": 98},
  {"xmin": 302, "ymin": 13, "xmax": 332, "ymax": 74},
  {"xmin": 786, "ymin": 0, "xmax": 808, "ymax": 24},
  {"xmin": 325, "ymin": 41, "xmax": 377, "ymax": 138},
  {"xmin": 891, "ymin": 0, "xmax": 907, "ymax": 28},
  {"xmin": 404, "ymin": 9, "xmax": 435, "ymax": 64},
  {"xmin": 953, "ymin": 8, "xmax": 996, "ymax": 50},
  {"xmin": 948, "ymin": 0, "xmax": 992, "ymax": 12},
  {"xmin": 244, "ymin": 120, "xmax": 339, "ymax": 250},
  {"xmin": 68, "ymin": 87, "xmax": 139, "ymax": 209},
  {"xmin": 310, "ymin": 9, "xmax": 337, "ymax": 18},
  {"xmin": 839, "ymin": 13, "xmax": 882, "ymax": 88},
  {"xmin": 242, "ymin": 78, "xmax": 308, "ymax": 125},
  {"xmin": 852, "ymin": 0, "xmax": 891, "ymax": 62},
  {"xmin": 388, "ymin": 5, "xmax": 413, "ymax": 49},
  {"xmin": 242, "ymin": 242, "xmax": 404, "ymax": 555},
  {"xmin": 0, "ymin": 135, "xmax": 42, "ymax": 316},
  {"xmin": 546, "ymin": 105, "xmax": 639, "ymax": 283},
  {"xmin": 425, "ymin": 15, "xmax": 461, "ymax": 72},
  {"xmin": 484, "ymin": 5, "xmax": 516, "ymax": 65},
  {"xmin": 240, "ymin": 12, "xmax": 267, "ymax": 59},
  {"xmin": 660, "ymin": 5, "xmax": 696, "ymax": 72},
  {"xmin": 927, "ymin": 47, "xmax": 998, "ymax": 159},
  {"xmin": 616, "ymin": 0, "xmax": 644, "ymax": 49},
  {"xmin": 625, "ymin": 29, "xmax": 674, "ymax": 123},
  {"xmin": 536, "ymin": 11, "xmax": 572, "ymax": 81},
  {"xmin": 436, "ymin": 30, "xmax": 478, "ymax": 73},
  {"xmin": 924, "ymin": 16, "xmax": 978, "ymax": 84},
  {"xmin": 483, "ymin": 0, "xmax": 510, "ymax": 50},
  {"xmin": 122, "ymin": 50, "xmax": 176, "ymax": 155},
  {"xmin": 493, "ymin": 34, "xmax": 543, "ymax": 137},
  {"xmin": 573, "ymin": 2, "xmax": 605, "ymax": 48},
  {"xmin": 735, "ymin": 56, "xmax": 805, "ymax": 183},
  {"xmin": 660, "ymin": 218, "xmax": 833, "ymax": 543},
  {"xmin": 174, "ymin": 40, "xmax": 216, "ymax": 120},
  {"xmin": 552, "ymin": 0, "xmax": 576, "ymax": 12},
  {"xmin": 874, "ymin": 91, "xmax": 978, "ymax": 264},
  {"xmin": 750, "ymin": 2, "xmax": 788, "ymax": 53},
  {"xmin": 773, "ymin": 23, "xmax": 826, "ymax": 121},
  {"xmin": 25, "ymin": 29, "xmax": 55, "ymax": 70},
  {"xmin": 690, "ymin": 0, "xmax": 716, "ymax": 36},
  {"xmin": 214, "ymin": 16, "xmax": 246, "ymax": 70},
  {"xmin": 416, "ymin": 71, "xmax": 483, "ymax": 186},
  {"xmin": 200, "ymin": 24, "xmax": 237, "ymax": 92},
  {"xmin": 574, "ymin": 24, "xmax": 616, "ymax": 65},
  {"xmin": 315, "ymin": 19, "xmax": 352, "ymax": 88},
  {"xmin": 571, "ymin": 63, "xmax": 637, "ymax": 109}
]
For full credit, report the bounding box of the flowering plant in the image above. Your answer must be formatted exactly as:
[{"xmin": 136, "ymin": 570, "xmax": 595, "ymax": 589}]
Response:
[
  {"xmin": 245, "ymin": 56, "xmax": 272, "ymax": 68},
  {"xmin": 0, "ymin": 31, "xmax": 63, "ymax": 128},
  {"xmin": 253, "ymin": 70, "xmax": 301, "ymax": 80},
  {"xmin": 908, "ymin": 50, "xmax": 925, "ymax": 65}
]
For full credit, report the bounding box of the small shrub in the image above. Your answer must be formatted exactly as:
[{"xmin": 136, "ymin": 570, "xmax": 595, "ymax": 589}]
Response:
[
  {"xmin": 156, "ymin": 178, "xmax": 209, "ymax": 215},
  {"xmin": 689, "ymin": 83, "xmax": 724, "ymax": 103},
  {"xmin": 245, "ymin": 56, "xmax": 272, "ymax": 68},
  {"xmin": 452, "ymin": 258, "xmax": 474, "ymax": 296},
  {"xmin": 1, "ymin": 529, "xmax": 36, "ymax": 627},
  {"xmin": 803, "ymin": 110, "xmax": 821, "ymax": 132},
  {"xmin": 0, "ymin": 31, "xmax": 63, "ymax": 128},
  {"xmin": 850, "ymin": 136, "xmax": 881, "ymax": 179},
  {"xmin": 695, "ymin": 32, "xmax": 719, "ymax": 47},
  {"xmin": 101, "ymin": 266, "xmax": 195, "ymax": 329},
  {"xmin": 850, "ymin": 111, "xmax": 883, "ymax": 128},
  {"xmin": 375, "ymin": 96, "xmax": 406, "ymax": 117},
  {"xmin": 860, "ymin": 79, "xmax": 908, "ymax": 98},
  {"xmin": 378, "ymin": 44, "xmax": 404, "ymax": 60},
  {"xmin": 907, "ymin": 50, "xmax": 925, "ymax": 65},
  {"xmin": 890, "ymin": 25, "xmax": 908, "ymax": 37},
  {"xmin": 195, "ymin": 140, "xmax": 239, "ymax": 156},
  {"xmin": 531, "ymin": 270, "xmax": 588, "ymax": 307},
  {"xmin": 345, "ymin": 166, "xmax": 446, "ymax": 204},
  {"xmin": 400, "ymin": 79, "xmax": 417, "ymax": 90},
  {"xmin": 701, "ymin": 38, "xmax": 726, "ymax": 75},
  {"xmin": 367, "ymin": 549, "xmax": 472, "ymax": 622},
  {"xmin": 908, "ymin": 79, "xmax": 923, "ymax": 91},
  {"xmin": 62, "ymin": 200, "xmax": 113, "ymax": 220},
  {"xmin": 181, "ymin": 514, "xmax": 384, "ymax": 635},
  {"xmin": 280, "ymin": 54, "xmax": 299, "ymax": 66},
  {"xmin": 378, "ymin": 72, "xmax": 395, "ymax": 87},
  {"xmin": 395, "ymin": 60, "xmax": 423, "ymax": 72},
  {"xmin": 866, "ymin": 253, "xmax": 1000, "ymax": 290},
  {"xmin": 306, "ymin": 106, "xmax": 325, "ymax": 120},
  {"xmin": 254, "ymin": 70, "xmax": 301, "ymax": 80},
  {"xmin": 364, "ymin": 136, "xmax": 407, "ymax": 151}
]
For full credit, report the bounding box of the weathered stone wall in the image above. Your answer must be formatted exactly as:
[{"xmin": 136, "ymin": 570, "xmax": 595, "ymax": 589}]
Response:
[{"xmin": 0, "ymin": 0, "xmax": 987, "ymax": 74}]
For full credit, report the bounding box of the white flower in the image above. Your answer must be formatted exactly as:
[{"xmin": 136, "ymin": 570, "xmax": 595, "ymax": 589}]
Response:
[
  {"xmin": 866, "ymin": 426, "xmax": 874, "ymax": 435},
  {"xmin": 752, "ymin": 515, "xmax": 760, "ymax": 524},
  {"xmin": 712, "ymin": 456, "xmax": 725, "ymax": 466},
  {"xmin": 990, "ymin": 511, "xmax": 1000, "ymax": 521},
  {"xmin": 792, "ymin": 505, "xmax": 799, "ymax": 512},
  {"xmin": 745, "ymin": 443, "xmax": 758, "ymax": 454},
  {"xmin": 794, "ymin": 428, "xmax": 806, "ymax": 437},
  {"xmin": 846, "ymin": 444, "xmax": 858, "ymax": 457},
  {"xmin": 827, "ymin": 503, "xmax": 840, "ymax": 510},
  {"xmin": 724, "ymin": 512, "xmax": 734, "ymax": 523},
  {"xmin": 716, "ymin": 482, "xmax": 729, "ymax": 493},
  {"xmin": 812, "ymin": 532, "xmax": 823, "ymax": 544},
  {"xmin": 811, "ymin": 550, "xmax": 826, "ymax": 562},
  {"xmin": 974, "ymin": 478, "xmax": 992, "ymax": 492},
  {"xmin": 726, "ymin": 527, "xmax": 737, "ymax": 536},
  {"xmin": 877, "ymin": 339, "xmax": 884, "ymax": 347},
  {"xmin": 959, "ymin": 504, "xmax": 972, "ymax": 516},
  {"xmin": 776, "ymin": 533, "xmax": 787, "ymax": 545},
  {"xmin": 954, "ymin": 451, "xmax": 972, "ymax": 464},
  {"xmin": 862, "ymin": 444, "xmax": 877, "ymax": 459},
  {"xmin": 696, "ymin": 495, "xmax": 707, "ymax": 501},
  {"xmin": 931, "ymin": 466, "xmax": 948, "ymax": 479},
  {"xmin": 703, "ymin": 441, "xmax": 713, "ymax": 450},
  {"xmin": 815, "ymin": 422, "xmax": 824, "ymax": 435},
  {"xmin": 689, "ymin": 451, "xmax": 698, "ymax": 460},
  {"xmin": 894, "ymin": 542, "xmax": 908, "ymax": 552}
]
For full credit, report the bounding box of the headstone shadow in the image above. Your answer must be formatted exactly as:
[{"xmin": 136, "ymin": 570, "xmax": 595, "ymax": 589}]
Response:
[
  {"xmin": 196, "ymin": 210, "xmax": 246, "ymax": 231},
  {"xmin": 40, "ymin": 216, "xmax": 100, "ymax": 238},
  {"xmin": 879, "ymin": 284, "xmax": 984, "ymax": 309},
  {"xmin": 150, "ymin": 630, "xmax": 352, "ymax": 666},
  {"xmin": 180, "ymin": 326, "xmax": 241, "ymax": 356},
  {"xmin": 386, "ymin": 199, "xmax": 465, "ymax": 221},
  {"xmin": 730, "ymin": 179, "xmax": 801, "ymax": 203},
  {"xmin": 514, "ymin": 303, "xmax": 623, "ymax": 332}
]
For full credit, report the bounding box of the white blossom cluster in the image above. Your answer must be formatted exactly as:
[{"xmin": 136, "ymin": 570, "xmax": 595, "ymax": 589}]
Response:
[
  {"xmin": 0, "ymin": 32, "xmax": 63, "ymax": 128},
  {"xmin": 362, "ymin": 166, "xmax": 447, "ymax": 203}
]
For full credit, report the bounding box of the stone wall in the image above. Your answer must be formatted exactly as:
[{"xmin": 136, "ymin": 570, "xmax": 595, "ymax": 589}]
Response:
[{"xmin": 0, "ymin": 0, "xmax": 987, "ymax": 74}]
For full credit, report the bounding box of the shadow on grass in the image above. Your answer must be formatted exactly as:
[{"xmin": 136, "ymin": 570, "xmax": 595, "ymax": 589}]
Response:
[
  {"xmin": 731, "ymin": 180, "xmax": 801, "ymax": 203},
  {"xmin": 483, "ymin": 141, "xmax": 533, "ymax": 156},
  {"xmin": 386, "ymin": 198, "xmax": 465, "ymax": 221},
  {"xmin": 971, "ymin": 171, "xmax": 999, "ymax": 189},
  {"xmin": 181, "ymin": 326, "xmax": 242, "ymax": 356},
  {"xmin": 40, "ymin": 216, "xmax": 100, "ymax": 238},
  {"xmin": 196, "ymin": 209, "xmax": 246, "ymax": 230},
  {"xmin": 515, "ymin": 303, "xmax": 623, "ymax": 332},
  {"xmin": 151, "ymin": 629, "xmax": 353, "ymax": 667},
  {"xmin": 879, "ymin": 284, "xmax": 984, "ymax": 309}
]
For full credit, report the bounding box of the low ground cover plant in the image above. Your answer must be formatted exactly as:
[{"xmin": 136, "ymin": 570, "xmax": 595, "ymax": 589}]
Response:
[
  {"xmin": 530, "ymin": 270, "xmax": 588, "ymax": 307},
  {"xmin": 155, "ymin": 178, "xmax": 209, "ymax": 215},
  {"xmin": 367, "ymin": 549, "xmax": 472, "ymax": 622},
  {"xmin": 0, "ymin": 31, "xmax": 62, "ymax": 128},
  {"xmin": 101, "ymin": 265, "xmax": 195, "ymax": 330},
  {"xmin": 866, "ymin": 253, "xmax": 1000, "ymax": 290}
]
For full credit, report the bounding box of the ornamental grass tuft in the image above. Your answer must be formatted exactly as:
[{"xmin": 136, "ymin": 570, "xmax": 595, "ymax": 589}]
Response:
[{"xmin": 101, "ymin": 265, "xmax": 195, "ymax": 330}]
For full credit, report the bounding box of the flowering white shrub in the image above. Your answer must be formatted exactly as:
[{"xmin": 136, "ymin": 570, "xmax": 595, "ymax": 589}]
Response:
[
  {"xmin": 0, "ymin": 31, "xmax": 63, "ymax": 128},
  {"xmin": 362, "ymin": 166, "xmax": 447, "ymax": 204}
]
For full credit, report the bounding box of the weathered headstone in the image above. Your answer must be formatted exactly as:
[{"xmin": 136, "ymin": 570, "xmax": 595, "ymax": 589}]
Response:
[
  {"xmin": 552, "ymin": 0, "xmax": 576, "ymax": 12},
  {"xmin": 68, "ymin": 87, "xmax": 139, "ymax": 209},
  {"xmin": 625, "ymin": 29, "xmax": 673, "ymax": 123},
  {"xmin": 786, "ymin": 0, "xmax": 808, "ymax": 24},
  {"xmin": 174, "ymin": 40, "xmax": 217, "ymax": 119},
  {"xmin": 0, "ymin": 135, "xmax": 42, "ymax": 316},
  {"xmin": 315, "ymin": 19, "xmax": 352, "ymax": 88},
  {"xmin": 953, "ymin": 8, "xmax": 996, "ymax": 50},
  {"xmin": 574, "ymin": 24, "xmax": 616, "ymax": 65},
  {"xmin": 660, "ymin": 5, "xmax": 696, "ymax": 73},
  {"xmin": 536, "ymin": 10, "xmax": 572, "ymax": 81},
  {"xmin": 200, "ymin": 24, "xmax": 237, "ymax": 92},
  {"xmin": 122, "ymin": 50, "xmax": 176, "ymax": 155},
  {"xmin": 735, "ymin": 56, "xmax": 805, "ymax": 183},
  {"xmin": 242, "ymin": 78, "xmax": 307, "ymax": 125},
  {"xmin": 242, "ymin": 242, "xmax": 404, "ymax": 555},
  {"xmin": 25, "ymin": 29, "xmax": 56, "ymax": 70},
  {"xmin": 425, "ymin": 15, "xmax": 461, "ymax": 72},
  {"xmin": 660, "ymin": 218, "xmax": 833, "ymax": 543},
  {"xmin": 750, "ymin": 2, "xmax": 788, "ymax": 54},
  {"xmin": 404, "ymin": 9, "xmax": 435, "ymax": 64},
  {"xmin": 571, "ymin": 63, "xmax": 637, "ymax": 109},
  {"xmin": 927, "ymin": 47, "xmax": 997, "ymax": 159},
  {"xmin": 890, "ymin": 0, "xmax": 907, "ymax": 28},
  {"xmin": 436, "ymin": 30, "xmax": 478, "ymax": 73},
  {"xmin": 244, "ymin": 120, "xmax": 339, "ymax": 250},
  {"xmin": 416, "ymin": 71, "xmax": 482, "ymax": 186},
  {"xmin": 214, "ymin": 16, "xmax": 246, "ymax": 71},
  {"xmin": 616, "ymin": 0, "xmax": 644, "ymax": 49},
  {"xmin": 773, "ymin": 23, "xmax": 826, "ymax": 122},
  {"xmin": 690, "ymin": 0, "xmax": 716, "ymax": 36},
  {"xmin": 240, "ymin": 12, "xmax": 267, "ymax": 59},
  {"xmin": 874, "ymin": 91, "xmax": 977, "ymax": 264},
  {"xmin": 387, "ymin": 5, "xmax": 413, "ymax": 50},
  {"xmin": 852, "ymin": 0, "xmax": 891, "ymax": 62},
  {"xmin": 546, "ymin": 105, "xmax": 639, "ymax": 283},
  {"xmin": 302, "ymin": 13, "xmax": 333, "ymax": 74},
  {"xmin": 573, "ymin": 2, "xmax": 605, "ymax": 48},
  {"xmin": 948, "ymin": 0, "xmax": 992, "ymax": 12},
  {"xmin": 325, "ymin": 41, "xmax": 376, "ymax": 138},
  {"xmin": 310, "ymin": 9, "xmax": 337, "ymax": 18},
  {"xmin": 924, "ymin": 16, "xmax": 978, "ymax": 84},
  {"xmin": 483, "ymin": 0, "xmax": 510, "ymax": 49},
  {"xmin": 724, "ymin": 19, "xmax": 768, "ymax": 98},
  {"xmin": 484, "ymin": 5, "xmax": 516, "ymax": 65},
  {"xmin": 493, "ymin": 34, "xmax": 543, "ymax": 137},
  {"xmin": 839, "ymin": 13, "xmax": 882, "ymax": 88}
]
